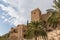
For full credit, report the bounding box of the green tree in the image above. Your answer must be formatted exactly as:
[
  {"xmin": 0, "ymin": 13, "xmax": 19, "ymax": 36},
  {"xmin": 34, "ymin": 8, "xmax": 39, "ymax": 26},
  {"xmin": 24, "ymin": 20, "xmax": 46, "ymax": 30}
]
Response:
[
  {"xmin": 53, "ymin": 0, "xmax": 60, "ymax": 11},
  {"xmin": 47, "ymin": 0, "xmax": 60, "ymax": 29},
  {"xmin": 47, "ymin": 9, "xmax": 59, "ymax": 29},
  {"xmin": 53, "ymin": 0, "xmax": 60, "ymax": 20},
  {"xmin": 25, "ymin": 21, "xmax": 47, "ymax": 40}
]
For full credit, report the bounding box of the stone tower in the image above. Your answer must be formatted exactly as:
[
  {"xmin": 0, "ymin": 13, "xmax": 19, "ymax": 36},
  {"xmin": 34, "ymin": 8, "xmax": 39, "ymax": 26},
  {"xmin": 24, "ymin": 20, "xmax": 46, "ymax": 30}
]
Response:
[{"xmin": 31, "ymin": 8, "xmax": 42, "ymax": 22}]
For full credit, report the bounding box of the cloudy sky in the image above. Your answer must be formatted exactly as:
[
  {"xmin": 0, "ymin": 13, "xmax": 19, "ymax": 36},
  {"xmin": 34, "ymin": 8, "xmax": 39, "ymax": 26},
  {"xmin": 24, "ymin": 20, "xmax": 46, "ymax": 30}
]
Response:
[{"xmin": 0, "ymin": 0, "xmax": 53, "ymax": 36}]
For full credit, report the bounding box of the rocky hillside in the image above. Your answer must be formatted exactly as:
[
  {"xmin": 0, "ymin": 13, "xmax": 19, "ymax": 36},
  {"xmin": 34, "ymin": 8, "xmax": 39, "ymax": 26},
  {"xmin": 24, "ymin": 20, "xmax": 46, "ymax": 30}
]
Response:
[{"xmin": 0, "ymin": 33, "xmax": 9, "ymax": 40}]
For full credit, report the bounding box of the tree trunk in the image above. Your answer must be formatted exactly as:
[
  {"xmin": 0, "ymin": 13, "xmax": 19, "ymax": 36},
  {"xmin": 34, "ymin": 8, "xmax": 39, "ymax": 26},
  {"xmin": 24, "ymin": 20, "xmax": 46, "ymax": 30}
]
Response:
[{"xmin": 35, "ymin": 36, "xmax": 37, "ymax": 40}]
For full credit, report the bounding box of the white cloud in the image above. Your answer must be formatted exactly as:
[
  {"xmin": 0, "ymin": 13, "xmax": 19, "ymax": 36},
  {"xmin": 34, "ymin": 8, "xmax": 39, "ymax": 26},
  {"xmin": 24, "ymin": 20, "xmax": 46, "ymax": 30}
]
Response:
[
  {"xmin": 14, "ymin": 16, "xmax": 27, "ymax": 26},
  {"xmin": 0, "ymin": 0, "xmax": 53, "ymax": 26},
  {"xmin": 1, "ymin": 16, "xmax": 5, "ymax": 19},
  {"xmin": 0, "ymin": 4, "xmax": 7, "ymax": 10},
  {"xmin": 7, "ymin": 7, "xmax": 19, "ymax": 18},
  {"xmin": 4, "ymin": 18, "xmax": 8, "ymax": 22},
  {"xmin": 6, "ymin": 0, "xmax": 20, "ymax": 9},
  {"xmin": 0, "ymin": 4, "xmax": 19, "ymax": 25},
  {"xmin": 0, "ymin": 4, "xmax": 19, "ymax": 17},
  {"xmin": 0, "ymin": 3, "xmax": 27, "ymax": 26},
  {"xmin": 3, "ymin": 0, "xmax": 8, "ymax": 2}
]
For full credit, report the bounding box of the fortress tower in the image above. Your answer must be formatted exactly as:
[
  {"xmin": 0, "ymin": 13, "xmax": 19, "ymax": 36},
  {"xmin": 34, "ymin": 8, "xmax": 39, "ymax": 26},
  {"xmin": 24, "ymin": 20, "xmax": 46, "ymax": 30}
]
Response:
[{"xmin": 31, "ymin": 8, "xmax": 42, "ymax": 22}]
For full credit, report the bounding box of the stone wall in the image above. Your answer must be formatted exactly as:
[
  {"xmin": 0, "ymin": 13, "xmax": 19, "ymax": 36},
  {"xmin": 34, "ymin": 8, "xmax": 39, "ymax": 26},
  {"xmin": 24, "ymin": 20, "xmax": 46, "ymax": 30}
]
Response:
[{"xmin": 31, "ymin": 8, "xmax": 42, "ymax": 22}]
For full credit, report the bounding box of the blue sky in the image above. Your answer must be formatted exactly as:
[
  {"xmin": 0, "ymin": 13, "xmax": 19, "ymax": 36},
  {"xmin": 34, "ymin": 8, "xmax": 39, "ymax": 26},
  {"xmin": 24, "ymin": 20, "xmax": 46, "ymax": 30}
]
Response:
[{"xmin": 0, "ymin": 0, "xmax": 53, "ymax": 36}]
